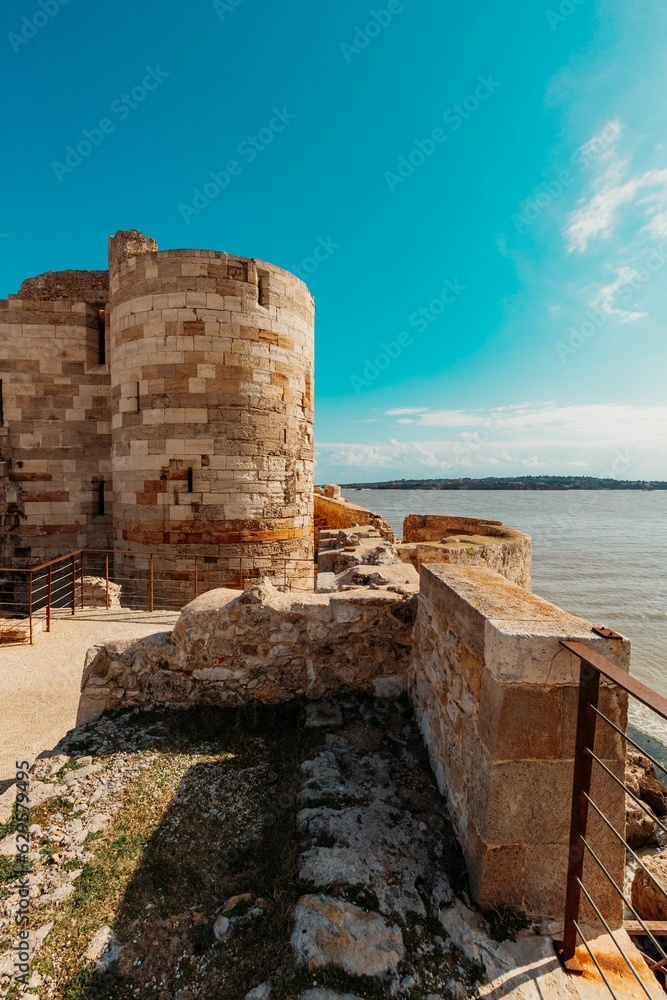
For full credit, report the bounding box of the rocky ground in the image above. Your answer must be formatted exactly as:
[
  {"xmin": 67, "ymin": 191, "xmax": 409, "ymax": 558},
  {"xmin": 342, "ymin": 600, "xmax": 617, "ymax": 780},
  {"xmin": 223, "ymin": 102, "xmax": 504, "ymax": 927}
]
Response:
[
  {"xmin": 316, "ymin": 528, "xmax": 419, "ymax": 596},
  {"xmin": 0, "ymin": 692, "xmax": 535, "ymax": 1000}
]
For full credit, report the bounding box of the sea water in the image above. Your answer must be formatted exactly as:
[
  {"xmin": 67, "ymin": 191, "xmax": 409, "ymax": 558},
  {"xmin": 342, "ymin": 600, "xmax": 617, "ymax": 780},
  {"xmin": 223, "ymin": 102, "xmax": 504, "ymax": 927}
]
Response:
[{"xmin": 348, "ymin": 488, "xmax": 667, "ymax": 746}]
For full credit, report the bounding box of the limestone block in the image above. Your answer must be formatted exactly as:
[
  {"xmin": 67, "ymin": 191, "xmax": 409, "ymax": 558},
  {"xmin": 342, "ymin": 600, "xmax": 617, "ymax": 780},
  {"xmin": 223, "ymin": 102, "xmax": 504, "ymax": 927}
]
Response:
[{"xmin": 410, "ymin": 564, "xmax": 630, "ymax": 922}]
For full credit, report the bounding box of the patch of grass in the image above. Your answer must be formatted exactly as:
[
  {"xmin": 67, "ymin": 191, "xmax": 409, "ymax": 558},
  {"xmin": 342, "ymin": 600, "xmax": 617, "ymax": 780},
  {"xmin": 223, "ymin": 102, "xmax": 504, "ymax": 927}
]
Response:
[
  {"xmin": 31, "ymin": 796, "xmax": 74, "ymax": 827},
  {"xmin": 0, "ymin": 854, "xmax": 32, "ymax": 890},
  {"xmin": 34, "ymin": 702, "xmax": 325, "ymax": 1000},
  {"xmin": 483, "ymin": 905, "xmax": 531, "ymax": 943},
  {"xmin": 0, "ymin": 799, "xmax": 20, "ymax": 841}
]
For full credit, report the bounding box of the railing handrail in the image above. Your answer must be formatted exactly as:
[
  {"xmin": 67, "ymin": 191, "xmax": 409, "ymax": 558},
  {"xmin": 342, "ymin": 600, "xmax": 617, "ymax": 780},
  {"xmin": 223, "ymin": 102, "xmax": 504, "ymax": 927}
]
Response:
[
  {"xmin": 561, "ymin": 639, "xmax": 667, "ymax": 723},
  {"xmin": 559, "ymin": 636, "xmax": 667, "ymax": 997},
  {"xmin": 0, "ymin": 546, "xmax": 316, "ymax": 575},
  {"xmin": 0, "ymin": 548, "xmax": 86, "ymax": 575}
]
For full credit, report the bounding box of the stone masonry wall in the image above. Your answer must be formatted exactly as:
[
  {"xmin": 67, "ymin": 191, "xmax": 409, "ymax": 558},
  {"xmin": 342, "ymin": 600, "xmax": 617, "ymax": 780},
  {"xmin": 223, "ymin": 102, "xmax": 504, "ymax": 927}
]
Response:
[
  {"xmin": 410, "ymin": 563, "xmax": 629, "ymax": 923},
  {"xmin": 314, "ymin": 492, "xmax": 395, "ymax": 551},
  {"xmin": 0, "ymin": 274, "xmax": 112, "ymax": 566},
  {"xmin": 78, "ymin": 580, "xmax": 415, "ymax": 722},
  {"xmin": 108, "ymin": 234, "xmax": 315, "ymax": 602},
  {"xmin": 399, "ymin": 515, "xmax": 532, "ymax": 590}
]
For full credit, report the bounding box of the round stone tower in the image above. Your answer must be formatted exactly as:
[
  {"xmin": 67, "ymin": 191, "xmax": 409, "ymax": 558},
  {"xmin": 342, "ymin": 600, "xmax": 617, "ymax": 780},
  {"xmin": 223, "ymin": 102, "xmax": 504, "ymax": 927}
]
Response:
[{"xmin": 107, "ymin": 230, "xmax": 314, "ymax": 602}]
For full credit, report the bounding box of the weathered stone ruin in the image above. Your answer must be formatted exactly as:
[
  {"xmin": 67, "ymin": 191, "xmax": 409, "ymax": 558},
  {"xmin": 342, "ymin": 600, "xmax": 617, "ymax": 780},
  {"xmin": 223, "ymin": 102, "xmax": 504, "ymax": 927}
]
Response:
[
  {"xmin": 77, "ymin": 511, "xmax": 631, "ymax": 934},
  {"xmin": 0, "ymin": 230, "xmax": 315, "ymax": 600},
  {"xmin": 0, "ymin": 225, "xmax": 659, "ymax": 995}
]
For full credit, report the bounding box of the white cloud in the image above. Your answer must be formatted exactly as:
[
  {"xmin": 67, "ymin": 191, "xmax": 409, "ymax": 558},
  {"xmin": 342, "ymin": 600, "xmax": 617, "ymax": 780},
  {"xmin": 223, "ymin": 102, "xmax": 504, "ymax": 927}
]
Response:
[
  {"xmin": 316, "ymin": 402, "xmax": 667, "ymax": 480},
  {"xmin": 500, "ymin": 452, "xmax": 543, "ymax": 468},
  {"xmin": 591, "ymin": 267, "xmax": 647, "ymax": 323},
  {"xmin": 385, "ymin": 407, "xmax": 428, "ymax": 416},
  {"xmin": 565, "ymin": 120, "xmax": 667, "ymax": 253}
]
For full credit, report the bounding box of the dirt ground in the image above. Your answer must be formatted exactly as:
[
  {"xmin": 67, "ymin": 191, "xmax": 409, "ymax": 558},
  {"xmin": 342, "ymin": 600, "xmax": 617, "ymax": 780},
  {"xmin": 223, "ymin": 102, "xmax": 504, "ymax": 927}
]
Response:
[{"xmin": 0, "ymin": 608, "xmax": 179, "ymax": 789}]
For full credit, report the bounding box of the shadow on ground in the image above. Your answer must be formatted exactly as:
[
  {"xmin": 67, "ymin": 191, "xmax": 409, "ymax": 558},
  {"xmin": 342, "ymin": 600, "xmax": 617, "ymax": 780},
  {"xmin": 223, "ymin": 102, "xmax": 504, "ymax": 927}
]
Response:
[{"xmin": 33, "ymin": 703, "xmax": 322, "ymax": 1000}]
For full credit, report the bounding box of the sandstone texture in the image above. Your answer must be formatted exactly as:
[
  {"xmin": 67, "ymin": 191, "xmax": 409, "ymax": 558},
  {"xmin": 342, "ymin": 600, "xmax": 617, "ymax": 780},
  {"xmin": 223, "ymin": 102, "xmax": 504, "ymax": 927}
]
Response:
[
  {"xmin": 81, "ymin": 575, "xmax": 122, "ymax": 608},
  {"xmin": 624, "ymin": 748, "xmax": 667, "ymax": 848},
  {"xmin": 399, "ymin": 514, "xmax": 532, "ymax": 590},
  {"xmin": 410, "ymin": 563, "xmax": 630, "ymax": 922},
  {"xmin": 314, "ymin": 490, "xmax": 395, "ymax": 549},
  {"xmin": 79, "ymin": 578, "xmax": 416, "ymax": 719},
  {"xmin": 1, "ymin": 229, "xmax": 315, "ymax": 601},
  {"xmin": 632, "ymin": 849, "xmax": 667, "ymax": 920},
  {"xmin": 317, "ymin": 525, "xmax": 419, "ymax": 595},
  {"xmin": 291, "ymin": 895, "xmax": 405, "ymax": 976}
]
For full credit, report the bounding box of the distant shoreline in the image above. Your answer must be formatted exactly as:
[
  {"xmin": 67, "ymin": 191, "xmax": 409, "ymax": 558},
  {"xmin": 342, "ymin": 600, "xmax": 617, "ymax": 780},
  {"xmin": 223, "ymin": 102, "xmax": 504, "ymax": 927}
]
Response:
[{"xmin": 337, "ymin": 476, "xmax": 667, "ymax": 491}]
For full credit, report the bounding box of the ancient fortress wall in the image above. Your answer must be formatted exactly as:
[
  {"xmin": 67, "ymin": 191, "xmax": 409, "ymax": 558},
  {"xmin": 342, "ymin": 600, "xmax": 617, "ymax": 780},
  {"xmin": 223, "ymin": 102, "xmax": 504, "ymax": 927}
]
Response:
[
  {"xmin": 0, "ymin": 272, "xmax": 112, "ymax": 566},
  {"xmin": 410, "ymin": 564, "xmax": 628, "ymax": 922},
  {"xmin": 108, "ymin": 232, "xmax": 315, "ymax": 600},
  {"xmin": 314, "ymin": 489, "xmax": 395, "ymax": 547},
  {"xmin": 77, "ymin": 551, "xmax": 631, "ymax": 922},
  {"xmin": 0, "ymin": 231, "xmax": 315, "ymax": 601},
  {"xmin": 399, "ymin": 514, "xmax": 532, "ymax": 590},
  {"xmin": 78, "ymin": 580, "xmax": 414, "ymax": 721}
]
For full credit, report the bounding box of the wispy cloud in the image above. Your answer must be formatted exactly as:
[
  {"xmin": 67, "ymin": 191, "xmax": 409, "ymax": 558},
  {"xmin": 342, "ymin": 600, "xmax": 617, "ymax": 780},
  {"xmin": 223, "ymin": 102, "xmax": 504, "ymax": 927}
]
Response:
[
  {"xmin": 592, "ymin": 267, "xmax": 647, "ymax": 323},
  {"xmin": 317, "ymin": 402, "xmax": 667, "ymax": 480},
  {"xmin": 385, "ymin": 407, "xmax": 429, "ymax": 415},
  {"xmin": 565, "ymin": 121, "xmax": 667, "ymax": 253}
]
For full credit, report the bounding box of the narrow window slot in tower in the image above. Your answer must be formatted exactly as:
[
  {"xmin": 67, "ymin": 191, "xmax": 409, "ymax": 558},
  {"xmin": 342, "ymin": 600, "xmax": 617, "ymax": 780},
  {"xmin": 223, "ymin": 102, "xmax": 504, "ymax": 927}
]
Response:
[
  {"xmin": 0, "ymin": 379, "xmax": 4, "ymax": 426},
  {"xmin": 96, "ymin": 480, "xmax": 105, "ymax": 516},
  {"xmin": 136, "ymin": 381, "xmax": 141, "ymax": 412},
  {"xmin": 257, "ymin": 269, "xmax": 270, "ymax": 307},
  {"xmin": 187, "ymin": 467, "xmax": 194, "ymax": 493},
  {"xmin": 97, "ymin": 309, "xmax": 106, "ymax": 364}
]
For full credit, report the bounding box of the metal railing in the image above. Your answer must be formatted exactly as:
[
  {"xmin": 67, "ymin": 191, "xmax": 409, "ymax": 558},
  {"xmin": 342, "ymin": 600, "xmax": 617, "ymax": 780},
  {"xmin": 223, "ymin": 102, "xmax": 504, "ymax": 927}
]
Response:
[
  {"xmin": 0, "ymin": 547, "xmax": 314, "ymax": 644},
  {"xmin": 558, "ymin": 637, "xmax": 667, "ymax": 997}
]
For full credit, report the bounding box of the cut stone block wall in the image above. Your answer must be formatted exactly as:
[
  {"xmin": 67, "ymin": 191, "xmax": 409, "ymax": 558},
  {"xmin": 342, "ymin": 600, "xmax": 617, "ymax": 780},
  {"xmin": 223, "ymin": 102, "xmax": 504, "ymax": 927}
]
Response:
[
  {"xmin": 78, "ymin": 580, "xmax": 415, "ymax": 722},
  {"xmin": 409, "ymin": 563, "xmax": 629, "ymax": 923},
  {"xmin": 108, "ymin": 237, "xmax": 315, "ymax": 601},
  {"xmin": 0, "ymin": 275, "xmax": 112, "ymax": 566},
  {"xmin": 0, "ymin": 232, "xmax": 316, "ymax": 603},
  {"xmin": 399, "ymin": 515, "xmax": 532, "ymax": 590}
]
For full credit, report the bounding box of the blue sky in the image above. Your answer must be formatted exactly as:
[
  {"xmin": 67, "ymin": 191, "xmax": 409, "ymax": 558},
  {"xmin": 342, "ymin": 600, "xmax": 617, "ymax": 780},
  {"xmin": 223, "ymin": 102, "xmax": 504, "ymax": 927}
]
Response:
[{"xmin": 1, "ymin": 0, "xmax": 666, "ymax": 482}]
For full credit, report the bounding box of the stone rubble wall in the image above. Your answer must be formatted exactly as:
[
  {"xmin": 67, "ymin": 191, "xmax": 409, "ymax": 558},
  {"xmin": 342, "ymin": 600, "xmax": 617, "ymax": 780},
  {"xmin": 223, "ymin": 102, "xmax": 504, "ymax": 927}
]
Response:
[
  {"xmin": 314, "ymin": 491, "xmax": 395, "ymax": 551},
  {"xmin": 316, "ymin": 526, "xmax": 419, "ymax": 595},
  {"xmin": 78, "ymin": 580, "xmax": 415, "ymax": 723},
  {"xmin": 399, "ymin": 515, "xmax": 532, "ymax": 590},
  {"xmin": 409, "ymin": 563, "xmax": 629, "ymax": 923}
]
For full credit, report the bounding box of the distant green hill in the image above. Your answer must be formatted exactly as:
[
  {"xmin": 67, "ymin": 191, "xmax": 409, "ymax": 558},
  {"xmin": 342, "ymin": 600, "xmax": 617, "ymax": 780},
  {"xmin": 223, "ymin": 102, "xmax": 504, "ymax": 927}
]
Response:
[{"xmin": 337, "ymin": 476, "xmax": 667, "ymax": 491}]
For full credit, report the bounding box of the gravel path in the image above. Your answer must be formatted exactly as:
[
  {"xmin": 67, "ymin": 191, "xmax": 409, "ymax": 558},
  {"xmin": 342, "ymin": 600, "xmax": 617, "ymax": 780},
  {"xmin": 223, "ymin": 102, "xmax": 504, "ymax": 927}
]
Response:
[{"xmin": 0, "ymin": 608, "xmax": 179, "ymax": 787}]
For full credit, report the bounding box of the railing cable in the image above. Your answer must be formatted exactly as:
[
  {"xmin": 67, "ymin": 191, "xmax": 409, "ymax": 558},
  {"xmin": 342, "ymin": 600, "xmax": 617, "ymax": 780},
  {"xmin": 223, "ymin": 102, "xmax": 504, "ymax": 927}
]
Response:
[{"xmin": 576, "ymin": 872, "xmax": 655, "ymax": 1000}]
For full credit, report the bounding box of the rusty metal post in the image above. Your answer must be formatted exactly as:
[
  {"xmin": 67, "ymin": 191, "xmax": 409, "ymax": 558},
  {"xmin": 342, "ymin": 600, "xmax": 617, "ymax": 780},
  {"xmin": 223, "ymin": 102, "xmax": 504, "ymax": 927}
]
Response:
[
  {"xmin": 46, "ymin": 565, "xmax": 52, "ymax": 633},
  {"xmin": 560, "ymin": 659, "xmax": 601, "ymax": 969},
  {"xmin": 105, "ymin": 552, "xmax": 110, "ymax": 609},
  {"xmin": 194, "ymin": 556, "xmax": 199, "ymax": 600},
  {"xmin": 80, "ymin": 552, "xmax": 85, "ymax": 608},
  {"xmin": 71, "ymin": 555, "xmax": 76, "ymax": 615},
  {"xmin": 28, "ymin": 571, "xmax": 33, "ymax": 645},
  {"xmin": 149, "ymin": 554, "xmax": 154, "ymax": 613}
]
